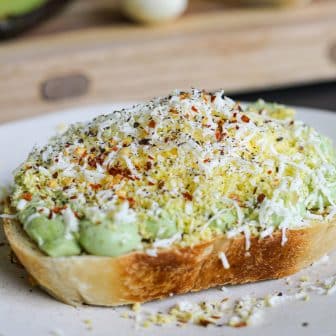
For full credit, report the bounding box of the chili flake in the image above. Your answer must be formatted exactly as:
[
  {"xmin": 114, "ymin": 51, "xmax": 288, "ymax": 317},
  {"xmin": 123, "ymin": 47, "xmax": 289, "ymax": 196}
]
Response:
[
  {"xmin": 182, "ymin": 192, "xmax": 193, "ymax": 201},
  {"xmin": 90, "ymin": 184, "xmax": 102, "ymax": 191},
  {"xmin": 22, "ymin": 192, "xmax": 32, "ymax": 201},
  {"xmin": 257, "ymin": 193, "xmax": 266, "ymax": 203},
  {"xmin": 148, "ymin": 120, "xmax": 156, "ymax": 128}
]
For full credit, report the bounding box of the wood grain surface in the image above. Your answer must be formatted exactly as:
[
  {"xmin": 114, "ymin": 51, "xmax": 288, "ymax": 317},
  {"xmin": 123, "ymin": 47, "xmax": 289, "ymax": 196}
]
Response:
[{"xmin": 0, "ymin": 0, "xmax": 336, "ymax": 124}]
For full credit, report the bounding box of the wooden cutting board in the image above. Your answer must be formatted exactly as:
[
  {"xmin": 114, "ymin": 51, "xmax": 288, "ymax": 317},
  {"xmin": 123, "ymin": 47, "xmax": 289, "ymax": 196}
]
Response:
[{"xmin": 0, "ymin": 0, "xmax": 336, "ymax": 124}]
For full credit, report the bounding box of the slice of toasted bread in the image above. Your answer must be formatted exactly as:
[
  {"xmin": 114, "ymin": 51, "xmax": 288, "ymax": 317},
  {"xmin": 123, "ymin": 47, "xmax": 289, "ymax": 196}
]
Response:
[{"xmin": 4, "ymin": 217, "xmax": 336, "ymax": 307}]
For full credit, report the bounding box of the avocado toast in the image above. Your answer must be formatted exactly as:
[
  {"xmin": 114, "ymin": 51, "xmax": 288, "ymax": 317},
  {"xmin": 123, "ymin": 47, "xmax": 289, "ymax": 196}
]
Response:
[{"xmin": 4, "ymin": 89, "xmax": 336, "ymax": 306}]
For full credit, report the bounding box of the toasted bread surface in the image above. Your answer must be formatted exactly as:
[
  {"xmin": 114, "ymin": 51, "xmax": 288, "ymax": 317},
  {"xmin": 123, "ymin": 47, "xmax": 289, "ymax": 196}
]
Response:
[{"xmin": 3, "ymin": 217, "xmax": 336, "ymax": 306}]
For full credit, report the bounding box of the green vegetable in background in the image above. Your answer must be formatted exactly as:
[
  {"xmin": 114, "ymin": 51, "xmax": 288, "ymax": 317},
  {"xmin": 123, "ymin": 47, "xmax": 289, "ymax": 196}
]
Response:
[
  {"xmin": 0, "ymin": 0, "xmax": 45, "ymax": 19},
  {"xmin": 0, "ymin": 0, "xmax": 71, "ymax": 39}
]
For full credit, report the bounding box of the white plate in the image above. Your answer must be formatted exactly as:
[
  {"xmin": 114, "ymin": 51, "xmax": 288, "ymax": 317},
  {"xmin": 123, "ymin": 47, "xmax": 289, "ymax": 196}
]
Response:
[{"xmin": 0, "ymin": 103, "xmax": 336, "ymax": 336}]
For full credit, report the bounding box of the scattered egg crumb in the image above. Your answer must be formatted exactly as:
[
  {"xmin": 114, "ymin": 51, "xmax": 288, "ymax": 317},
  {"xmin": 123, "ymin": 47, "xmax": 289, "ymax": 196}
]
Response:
[
  {"xmin": 83, "ymin": 319, "xmax": 93, "ymax": 331},
  {"xmin": 56, "ymin": 122, "xmax": 69, "ymax": 134},
  {"xmin": 132, "ymin": 303, "xmax": 142, "ymax": 312},
  {"xmin": 300, "ymin": 276, "xmax": 310, "ymax": 282},
  {"xmin": 121, "ymin": 272, "xmax": 336, "ymax": 329}
]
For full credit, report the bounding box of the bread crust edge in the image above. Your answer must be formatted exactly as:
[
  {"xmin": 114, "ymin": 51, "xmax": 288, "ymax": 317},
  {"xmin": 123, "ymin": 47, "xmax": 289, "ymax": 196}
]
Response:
[{"xmin": 3, "ymin": 217, "xmax": 336, "ymax": 306}]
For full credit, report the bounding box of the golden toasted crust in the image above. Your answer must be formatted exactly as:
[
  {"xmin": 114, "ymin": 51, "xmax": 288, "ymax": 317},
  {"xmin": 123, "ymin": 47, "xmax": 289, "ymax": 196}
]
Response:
[{"xmin": 3, "ymin": 217, "xmax": 336, "ymax": 306}]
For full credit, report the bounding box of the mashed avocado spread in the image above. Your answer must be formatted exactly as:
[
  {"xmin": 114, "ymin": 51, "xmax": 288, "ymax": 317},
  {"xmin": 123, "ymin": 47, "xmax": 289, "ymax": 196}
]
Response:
[{"xmin": 10, "ymin": 90, "xmax": 336, "ymax": 257}]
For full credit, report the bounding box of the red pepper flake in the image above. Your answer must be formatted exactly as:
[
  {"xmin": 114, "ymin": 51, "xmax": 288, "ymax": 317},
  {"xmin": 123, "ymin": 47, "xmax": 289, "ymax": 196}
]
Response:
[
  {"xmin": 145, "ymin": 161, "xmax": 152, "ymax": 171},
  {"xmin": 74, "ymin": 211, "xmax": 81, "ymax": 219},
  {"xmin": 215, "ymin": 120, "xmax": 224, "ymax": 141},
  {"xmin": 127, "ymin": 197, "xmax": 136, "ymax": 208},
  {"xmin": 108, "ymin": 166, "xmax": 132, "ymax": 179},
  {"xmin": 233, "ymin": 322, "xmax": 247, "ymax": 328},
  {"xmin": 233, "ymin": 112, "xmax": 237, "ymax": 118},
  {"xmin": 52, "ymin": 206, "xmax": 66, "ymax": 214},
  {"xmin": 96, "ymin": 153, "xmax": 107, "ymax": 165},
  {"xmin": 90, "ymin": 183, "xmax": 101, "ymax": 191},
  {"xmin": 148, "ymin": 181, "xmax": 155, "ymax": 186},
  {"xmin": 182, "ymin": 192, "xmax": 193, "ymax": 201},
  {"xmin": 169, "ymin": 108, "xmax": 178, "ymax": 114},
  {"xmin": 241, "ymin": 115, "xmax": 250, "ymax": 123},
  {"xmin": 203, "ymin": 158, "xmax": 211, "ymax": 163},
  {"xmin": 52, "ymin": 172, "xmax": 58, "ymax": 179},
  {"xmin": 191, "ymin": 106, "xmax": 198, "ymax": 112},
  {"xmin": 70, "ymin": 195, "xmax": 77, "ymax": 200},
  {"xmin": 22, "ymin": 192, "xmax": 32, "ymax": 201},
  {"xmin": 236, "ymin": 125, "xmax": 240, "ymax": 130},
  {"xmin": 210, "ymin": 95, "xmax": 216, "ymax": 103},
  {"xmin": 111, "ymin": 146, "xmax": 119, "ymax": 152},
  {"xmin": 148, "ymin": 155, "xmax": 154, "ymax": 160},
  {"xmin": 158, "ymin": 180, "xmax": 165, "ymax": 189},
  {"xmin": 215, "ymin": 129, "xmax": 223, "ymax": 141},
  {"xmin": 88, "ymin": 157, "xmax": 97, "ymax": 168},
  {"xmin": 148, "ymin": 120, "xmax": 156, "ymax": 128},
  {"xmin": 257, "ymin": 193, "xmax": 266, "ymax": 203},
  {"xmin": 267, "ymin": 170, "xmax": 272, "ymax": 175}
]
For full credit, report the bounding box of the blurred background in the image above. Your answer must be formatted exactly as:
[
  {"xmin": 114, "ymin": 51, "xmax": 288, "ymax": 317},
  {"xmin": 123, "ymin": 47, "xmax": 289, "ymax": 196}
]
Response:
[{"xmin": 0, "ymin": 0, "xmax": 335, "ymax": 124}]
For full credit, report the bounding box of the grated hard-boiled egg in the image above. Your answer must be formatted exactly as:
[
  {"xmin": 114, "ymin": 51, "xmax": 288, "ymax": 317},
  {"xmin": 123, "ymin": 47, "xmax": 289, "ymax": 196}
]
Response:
[{"xmin": 11, "ymin": 89, "xmax": 336, "ymax": 257}]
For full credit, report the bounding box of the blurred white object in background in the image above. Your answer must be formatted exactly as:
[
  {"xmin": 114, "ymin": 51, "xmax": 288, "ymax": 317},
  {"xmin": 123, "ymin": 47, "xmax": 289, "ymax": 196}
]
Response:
[{"xmin": 121, "ymin": 0, "xmax": 188, "ymax": 24}]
